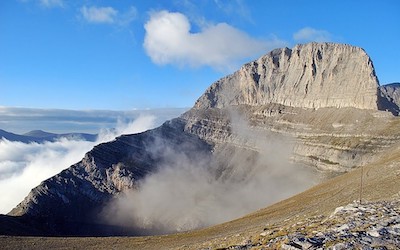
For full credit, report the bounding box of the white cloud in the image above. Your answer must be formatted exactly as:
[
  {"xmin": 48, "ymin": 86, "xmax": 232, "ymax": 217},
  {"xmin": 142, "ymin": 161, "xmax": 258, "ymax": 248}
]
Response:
[
  {"xmin": 80, "ymin": 6, "xmax": 118, "ymax": 24},
  {"xmin": 0, "ymin": 139, "xmax": 94, "ymax": 214},
  {"xmin": 143, "ymin": 10, "xmax": 286, "ymax": 70},
  {"xmin": 0, "ymin": 115, "xmax": 157, "ymax": 214},
  {"xmin": 79, "ymin": 5, "xmax": 137, "ymax": 26},
  {"xmin": 97, "ymin": 115, "xmax": 156, "ymax": 143},
  {"xmin": 293, "ymin": 27, "xmax": 333, "ymax": 42}
]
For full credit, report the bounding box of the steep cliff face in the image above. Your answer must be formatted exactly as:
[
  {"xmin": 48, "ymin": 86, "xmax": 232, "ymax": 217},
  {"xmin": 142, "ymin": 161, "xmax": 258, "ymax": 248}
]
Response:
[{"xmin": 195, "ymin": 43, "xmax": 379, "ymax": 110}]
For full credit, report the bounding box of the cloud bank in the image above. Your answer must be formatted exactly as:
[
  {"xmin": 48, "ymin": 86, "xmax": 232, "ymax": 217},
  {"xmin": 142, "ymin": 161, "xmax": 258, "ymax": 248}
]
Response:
[
  {"xmin": 0, "ymin": 115, "xmax": 158, "ymax": 214},
  {"xmin": 0, "ymin": 138, "xmax": 94, "ymax": 214},
  {"xmin": 144, "ymin": 10, "xmax": 286, "ymax": 70}
]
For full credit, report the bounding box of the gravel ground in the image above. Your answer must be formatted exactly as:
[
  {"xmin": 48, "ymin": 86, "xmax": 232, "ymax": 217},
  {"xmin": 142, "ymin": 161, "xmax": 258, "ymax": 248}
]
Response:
[{"xmin": 223, "ymin": 200, "xmax": 400, "ymax": 249}]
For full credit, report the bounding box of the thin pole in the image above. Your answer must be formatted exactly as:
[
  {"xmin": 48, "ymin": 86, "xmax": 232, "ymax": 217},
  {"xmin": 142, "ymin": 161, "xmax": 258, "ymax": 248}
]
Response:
[{"xmin": 359, "ymin": 165, "xmax": 363, "ymax": 204}]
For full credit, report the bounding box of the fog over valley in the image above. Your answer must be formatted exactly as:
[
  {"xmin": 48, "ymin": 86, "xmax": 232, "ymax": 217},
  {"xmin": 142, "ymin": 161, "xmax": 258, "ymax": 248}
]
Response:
[{"xmin": 0, "ymin": 108, "xmax": 184, "ymax": 214}]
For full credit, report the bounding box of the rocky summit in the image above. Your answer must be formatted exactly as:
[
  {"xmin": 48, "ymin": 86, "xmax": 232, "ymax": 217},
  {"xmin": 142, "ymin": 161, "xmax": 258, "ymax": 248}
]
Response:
[
  {"xmin": 2, "ymin": 42, "xmax": 400, "ymax": 238},
  {"xmin": 195, "ymin": 43, "xmax": 383, "ymax": 111}
]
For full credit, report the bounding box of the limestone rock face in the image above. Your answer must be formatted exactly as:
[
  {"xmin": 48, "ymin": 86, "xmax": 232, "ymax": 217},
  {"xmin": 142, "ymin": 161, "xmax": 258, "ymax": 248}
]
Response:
[{"xmin": 195, "ymin": 43, "xmax": 380, "ymax": 110}]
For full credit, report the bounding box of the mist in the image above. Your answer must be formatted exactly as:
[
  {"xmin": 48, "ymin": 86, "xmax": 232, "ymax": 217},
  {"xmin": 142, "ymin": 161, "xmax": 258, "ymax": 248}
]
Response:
[
  {"xmin": 0, "ymin": 115, "xmax": 157, "ymax": 214},
  {"xmin": 103, "ymin": 111, "xmax": 317, "ymax": 234}
]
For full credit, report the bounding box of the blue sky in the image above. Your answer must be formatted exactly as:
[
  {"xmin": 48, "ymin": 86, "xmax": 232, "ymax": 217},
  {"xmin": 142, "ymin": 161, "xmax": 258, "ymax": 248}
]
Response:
[{"xmin": 1, "ymin": 0, "xmax": 399, "ymax": 110}]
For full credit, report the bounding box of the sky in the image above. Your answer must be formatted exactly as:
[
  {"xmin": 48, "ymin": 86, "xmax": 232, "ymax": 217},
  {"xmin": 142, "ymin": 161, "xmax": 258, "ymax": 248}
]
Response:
[{"xmin": 1, "ymin": 0, "xmax": 399, "ymax": 110}]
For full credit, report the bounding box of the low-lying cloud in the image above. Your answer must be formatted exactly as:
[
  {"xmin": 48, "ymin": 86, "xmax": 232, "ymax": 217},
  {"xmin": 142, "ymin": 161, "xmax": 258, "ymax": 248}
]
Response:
[
  {"xmin": 103, "ymin": 111, "xmax": 317, "ymax": 234},
  {"xmin": 0, "ymin": 115, "xmax": 157, "ymax": 214},
  {"xmin": 0, "ymin": 138, "xmax": 94, "ymax": 214},
  {"xmin": 144, "ymin": 10, "xmax": 286, "ymax": 71}
]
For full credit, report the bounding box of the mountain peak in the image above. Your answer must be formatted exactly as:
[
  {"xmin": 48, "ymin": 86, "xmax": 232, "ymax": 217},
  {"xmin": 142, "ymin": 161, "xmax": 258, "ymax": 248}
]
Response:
[
  {"xmin": 195, "ymin": 42, "xmax": 382, "ymax": 111},
  {"xmin": 24, "ymin": 130, "xmax": 56, "ymax": 138}
]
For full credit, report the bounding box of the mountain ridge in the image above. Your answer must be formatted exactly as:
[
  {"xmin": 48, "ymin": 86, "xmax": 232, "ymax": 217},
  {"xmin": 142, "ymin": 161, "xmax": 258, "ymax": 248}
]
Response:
[
  {"xmin": 2, "ymin": 42, "xmax": 400, "ymax": 238},
  {"xmin": 0, "ymin": 129, "xmax": 97, "ymax": 143}
]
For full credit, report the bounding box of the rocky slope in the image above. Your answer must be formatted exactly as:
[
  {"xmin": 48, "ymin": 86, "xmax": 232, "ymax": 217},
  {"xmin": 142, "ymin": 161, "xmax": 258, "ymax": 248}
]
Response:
[
  {"xmin": 3, "ymin": 42, "xmax": 400, "ymax": 237},
  {"xmin": 224, "ymin": 200, "xmax": 400, "ymax": 249},
  {"xmin": 279, "ymin": 200, "xmax": 400, "ymax": 249}
]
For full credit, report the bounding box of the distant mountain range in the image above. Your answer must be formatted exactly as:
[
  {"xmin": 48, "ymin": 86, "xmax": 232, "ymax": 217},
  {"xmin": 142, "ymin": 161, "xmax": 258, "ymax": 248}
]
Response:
[
  {"xmin": 0, "ymin": 107, "xmax": 188, "ymax": 135},
  {"xmin": 0, "ymin": 129, "xmax": 97, "ymax": 143}
]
